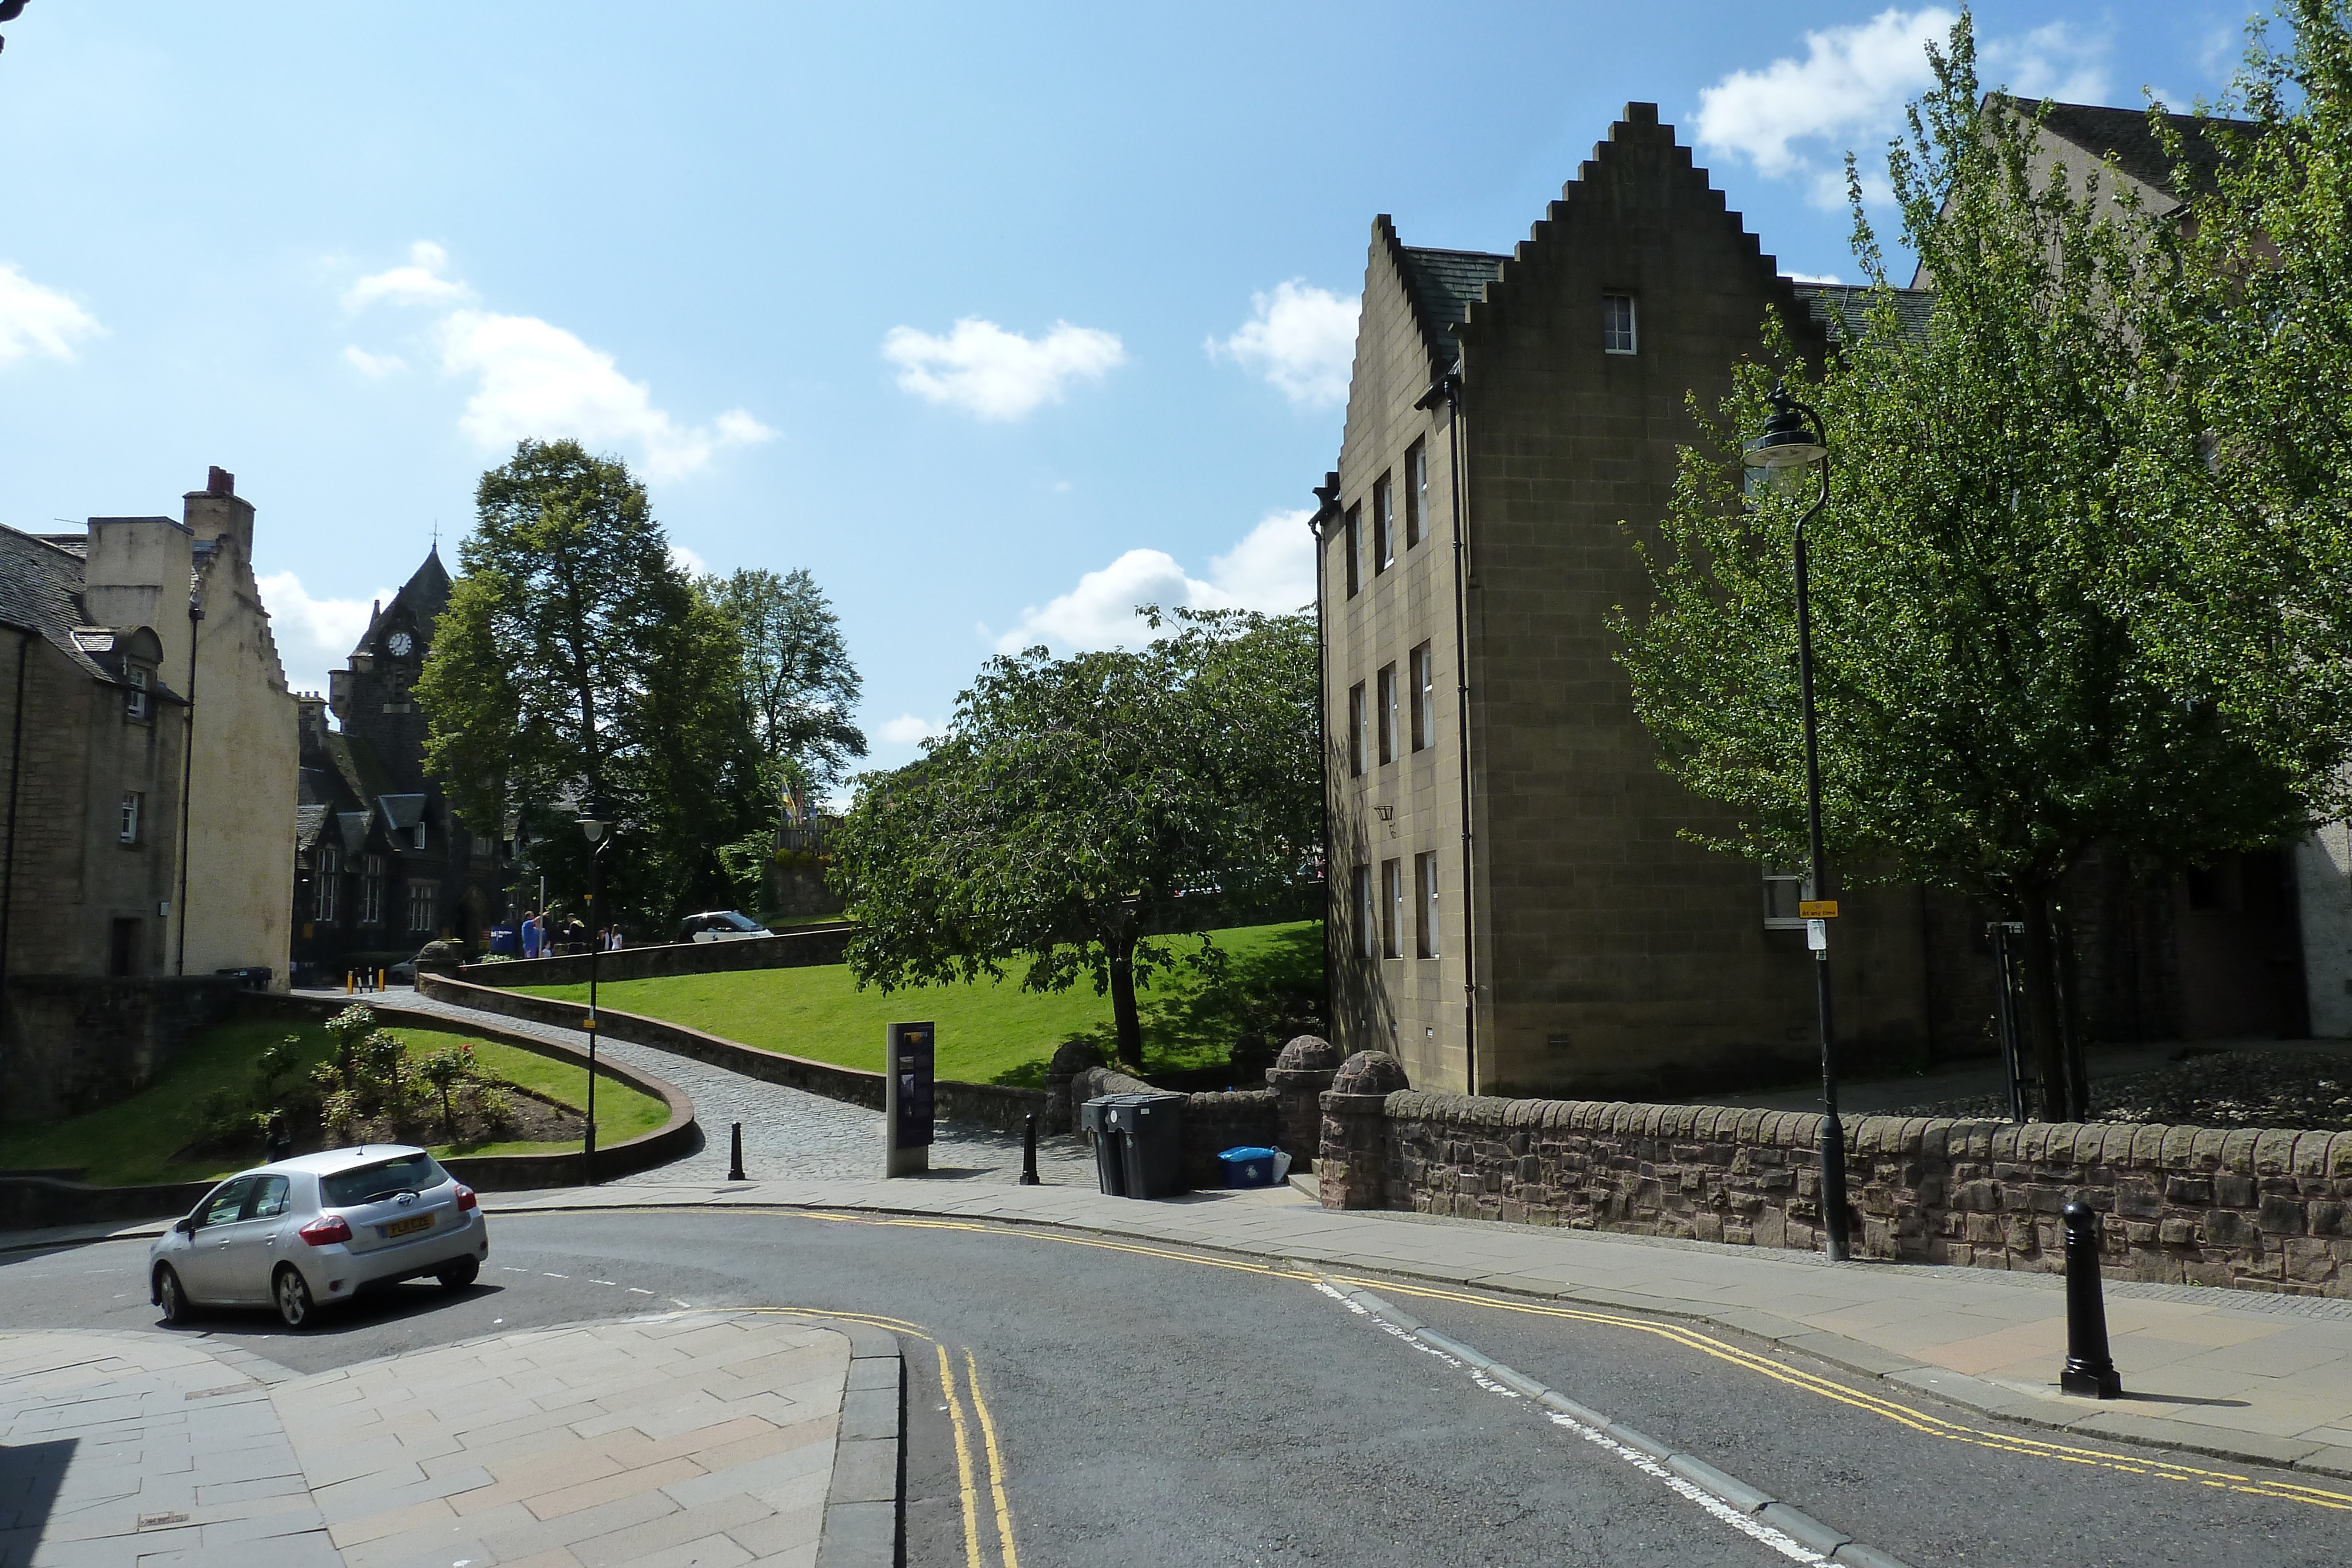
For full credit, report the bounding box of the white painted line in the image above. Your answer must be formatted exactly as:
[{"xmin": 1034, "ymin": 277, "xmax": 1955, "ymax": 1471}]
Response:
[
  {"xmin": 1313, "ymin": 1281, "xmax": 1830, "ymax": 1566},
  {"xmin": 590, "ymin": 1279, "xmax": 617, "ymax": 1286},
  {"xmin": 543, "ymin": 1273, "xmax": 568, "ymax": 1279},
  {"xmin": 628, "ymin": 1286, "xmax": 654, "ymax": 1295},
  {"xmin": 671, "ymin": 1298, "xmax": 692, "ymax": 1308}
]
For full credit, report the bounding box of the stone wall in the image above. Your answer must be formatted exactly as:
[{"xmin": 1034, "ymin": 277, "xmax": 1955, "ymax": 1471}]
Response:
[
  {"xmin": 1, "ymin": 975, "xmax": 242, "ymax": 1123},
  {"xmin": 1331, "ymin": 1090, "xmax": 2352, "ymax": 1298},
  {"xmin": 457, "ymin": 925, "xmax": 850, "ymax": 988}
]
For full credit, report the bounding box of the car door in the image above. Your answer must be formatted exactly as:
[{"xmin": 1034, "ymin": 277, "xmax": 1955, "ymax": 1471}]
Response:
[
  {"xmin": 181, "ymin": 1177, "xmax": 257, "ymax": 1298},
  {"xmin": 212, "ymin": 1175, "xmax": 293, "ymax": 1303}
]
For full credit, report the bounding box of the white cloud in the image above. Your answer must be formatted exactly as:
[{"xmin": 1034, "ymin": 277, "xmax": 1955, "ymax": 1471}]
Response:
[
  {"xmin": 342, "ymin": 344, "xmax": 406, "ymax": 378},
  {"xmin": 1207, "ymin": 280, "xmax": 1360, "ymax": 408},
  {"xmin": 1783, "ymin": 270, "xmax": 1846, "ymax": 285},
  {"xmin": 0, "ymin": 262, "xmax": 101, "ymax": 366},
  {"xmin": 1983, "ymin": 21, "xmax": 2112, "ymax": 106},
  {"xmin": 882, "ymin": 317, "xmax": 1124, "ymax": 421},
  {"xmin": 258, "ymin": 570, "xmax": 396, "ymax": 698},
  {"xmin": 343, "ymin": 240, "xmax": 472, "ymax": 312},
  {"xmin": 990, "ymin": 508, "xmax": 1316, "ymax": 655},
  {"xmin": 878, "ymin": 713, "xmax": 942, "ymax": 747},
  {"xmin": 435, "ymin": 309, "xmax": 775, "ymax": 481},
  {"xmin": 669, "ymin": 543, "xmax": 709, "ymax": 579},
  {"xmin": 1696, "ymin": 11, "xmax": 2114, "ymax": 209}
]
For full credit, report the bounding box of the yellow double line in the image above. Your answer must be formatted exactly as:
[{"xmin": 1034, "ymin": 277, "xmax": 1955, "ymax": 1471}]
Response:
[
  {"xmin": 1323, "ymin": 1274, "xmax": 2352, "ymax": 1514},
  {"xmin": 735, "ymin": 1302, "xmax": 1021, "ymax": 1567},
  {"xmin": 598, "ymin": 1206, "xmax": 2352, "ymax": 1517}
]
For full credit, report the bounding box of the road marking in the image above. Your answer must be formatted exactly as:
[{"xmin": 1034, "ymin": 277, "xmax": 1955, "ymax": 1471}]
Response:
[
  {"xmin": 542, "ymin": 1273, "xmax": 567, "ymax": 1279},
  {"xmin": 566, "ymin": 1206, "xmax": 2352, "ymax": 1517},
  {"xmin": 590, "ymin": 1279, "xmax": 617, "ymax": 1286},
  {"xmin": 671, "ymin": 1298, "xmax": 691, "ymax": 1308},
  {"xmin": 1316, "ymin": 1281, "xmax": 1833, "ymax": 1564},
  {"xmin": 627, "ymin": 1286, "xmax": 653, "ymax": 1295},
  {"xmin": 937, "ymin": 1345, "xmax": 985, "ymax": 1568},
  {"xmin": 963, "ymin": 1347, "xmax": 1023, "ymax": 1568}
]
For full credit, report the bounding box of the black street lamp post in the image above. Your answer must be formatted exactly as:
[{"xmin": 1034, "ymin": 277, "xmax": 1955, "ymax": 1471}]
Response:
[
  {"xmin": 577, "ymin": 810, "xmax": 613, "ymax": 1186},
  {"xmin": 1746, "ymin": 382, "xmax": 1853, "ymax": 1263}
]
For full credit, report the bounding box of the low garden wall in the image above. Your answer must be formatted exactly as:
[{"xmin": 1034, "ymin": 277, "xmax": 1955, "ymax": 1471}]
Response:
[
  {"xmin": 0, "ymin": 992, "xmax": 700, "ymax": 1233},
  {"xmin": 1322, "ymin": 1087, "xmax": 2352, "ymax": 1298},
  {"xmin": 454, "ymin": 925, "xmax": 851, "ymax": 989},
  {"xmin": 419, "ymin": 973, "xmax": 1050, "ymax": 1135}
]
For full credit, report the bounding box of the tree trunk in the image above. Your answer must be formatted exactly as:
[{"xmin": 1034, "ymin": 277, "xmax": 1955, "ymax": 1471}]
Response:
[
  {"xmin": 2020, "ymin": 886, "xmax": 2072, "ymax": 1122},
  {"xmin": 1108, "ymin": 937, "xmax": 1143, "ymax": 1069}
]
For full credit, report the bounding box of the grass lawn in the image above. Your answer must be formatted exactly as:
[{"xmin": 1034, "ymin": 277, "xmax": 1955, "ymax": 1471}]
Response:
[
  {"xmin": 520, "ymin": 920, "xmax": 1323, "ymax": 1086},
  {"xmin": 0, "ymin": 1014, "xmax": 669, "ymax": 1188}
]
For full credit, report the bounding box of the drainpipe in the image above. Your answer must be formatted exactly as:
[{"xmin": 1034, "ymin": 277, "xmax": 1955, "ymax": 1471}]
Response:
[
  {"xmin": 1, "ymin": 622, "xmax": 32, "ymax": 1021},
  {"xmin": 1418, "ymin": 366, "xmax": 1477, "ymax": 1094},
  {"xmin": 1308, "ymin": 474, "xmax": 1340, "ymax": 1045},
  {"xmin": 175, "ymin": 590, "xmax": 203, "ymax": 975}
]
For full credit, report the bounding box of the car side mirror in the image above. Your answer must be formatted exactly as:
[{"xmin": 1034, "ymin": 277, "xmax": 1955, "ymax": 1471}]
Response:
[{"xmin": 173, "ymin": 1216, "xmax": 195, "ymax": 1235}]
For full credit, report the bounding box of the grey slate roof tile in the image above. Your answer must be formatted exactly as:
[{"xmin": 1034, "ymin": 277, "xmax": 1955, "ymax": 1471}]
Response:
[{"xmin": 1398, "ymin": 246, "xmax": 1506, "ymax": 367}]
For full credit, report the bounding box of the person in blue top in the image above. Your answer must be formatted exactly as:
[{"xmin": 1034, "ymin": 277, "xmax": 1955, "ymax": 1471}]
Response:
[{"xmin": 520, "ymin": 909, "xmax": 543, "ymax": 959}]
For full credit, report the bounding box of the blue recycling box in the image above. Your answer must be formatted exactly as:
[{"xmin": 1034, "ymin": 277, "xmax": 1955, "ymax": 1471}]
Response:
[{"xmin": 1218, "ymin": 1146, "xmax": 1279, "ymax": 1188}]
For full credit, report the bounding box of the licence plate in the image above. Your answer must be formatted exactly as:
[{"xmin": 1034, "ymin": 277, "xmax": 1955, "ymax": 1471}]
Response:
[{"xmin": 385, "ymin": 1213, "xmax": 433, "ymax": 1239}]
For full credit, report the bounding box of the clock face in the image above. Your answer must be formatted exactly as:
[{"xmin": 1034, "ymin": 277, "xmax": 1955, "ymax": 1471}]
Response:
[{"xmin": 387, "ymin": 631, "xmax": 414, "ymax": 657}]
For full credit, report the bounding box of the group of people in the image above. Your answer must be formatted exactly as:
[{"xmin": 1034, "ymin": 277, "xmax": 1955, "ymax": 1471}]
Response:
[{"xmin": 515, "ymin": 910, "xmax": 626, "ymax": 958}]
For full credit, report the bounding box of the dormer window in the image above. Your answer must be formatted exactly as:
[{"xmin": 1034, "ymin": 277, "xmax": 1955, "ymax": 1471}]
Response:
[
  {"xmin": 124, "ymin": 665, "xmax": 151, "ymax": 721},
  {"xmin": 410, "ymin": 820, "xmax": 427, "ymax": 852}
]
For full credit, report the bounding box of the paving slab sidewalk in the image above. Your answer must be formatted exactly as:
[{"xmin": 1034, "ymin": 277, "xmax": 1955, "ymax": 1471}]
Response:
[
  {"xmin": 0, "ymin": 1312, "xmax": 898, "ymax": 1568},
  {"xmin": 476, "ymin": 1172, "xmax": 2352, "ymax": 1483}
]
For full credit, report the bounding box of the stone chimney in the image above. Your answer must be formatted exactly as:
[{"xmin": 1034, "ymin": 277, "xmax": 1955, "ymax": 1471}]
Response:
[{"xmin": 183, "ymin": 464, "xmax": 255, "ymax": 556}]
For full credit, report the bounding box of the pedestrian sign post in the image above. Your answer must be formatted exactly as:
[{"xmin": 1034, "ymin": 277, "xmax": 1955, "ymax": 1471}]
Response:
[{"xmin": 884, "ymin": 1021, "xmax": 934, "ymax": 1178}]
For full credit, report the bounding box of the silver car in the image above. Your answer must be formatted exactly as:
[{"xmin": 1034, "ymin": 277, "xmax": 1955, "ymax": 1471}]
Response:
[{"xmin": 148, "ymin": 1145, "xmax": 490, "ymax": 1329}]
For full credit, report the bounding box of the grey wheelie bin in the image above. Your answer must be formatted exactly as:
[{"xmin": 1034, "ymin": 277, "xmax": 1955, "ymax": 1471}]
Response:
[
  {"xmin": 1080, "ymin": 1094, "xmax": 1128, "ymax": 1196},
  {"xmin": 1105, "ymin": 1092, "xmax": 1188, "ymax": 1199}
]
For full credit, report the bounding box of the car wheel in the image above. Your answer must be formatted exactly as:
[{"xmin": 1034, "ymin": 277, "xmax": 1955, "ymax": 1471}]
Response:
[
  {"xmin": 273, "ymin": 1266, "xmax": 315, "ymax": 1329},
  {"xmin": 436, "ymin": 1256, "xmax": 480, "ymax": 1289},
  {"xmin": 154, "ymin": 1265, "xmax": 189, "ymax": 1326}
]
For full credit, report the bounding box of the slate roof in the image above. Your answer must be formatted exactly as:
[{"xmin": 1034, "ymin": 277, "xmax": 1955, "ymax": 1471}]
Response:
[
  {"xmin": 379, "ymin": 793, "xmax": 426, "ymax": 834},
  {"xmin": 1398, "ymin": 246, "xmax": 1506, "ymax": 369},
  {"xmin": 0, "ymin": 524, "xmax": 112, "ymax": 682},
  {"xmin": 2014, "ymin": 96, "xmax": 2252, "ymax": 206},
  {"xmin": 1790, "ymin": 283, "xmax": 1936, "ymax": 344},
  {"xmin": 320, "ymin": 730, "xmax": 397, "ymax": 812},
  {"xmin": 296, "ymin": 802, "xmax": 331, "ymax": 851}
]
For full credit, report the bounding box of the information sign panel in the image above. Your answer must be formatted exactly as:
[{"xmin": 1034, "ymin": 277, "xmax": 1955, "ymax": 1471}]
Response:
[{"xmin": 887, "ymin": 1021, "xmax": 935, "ymax": 1155}]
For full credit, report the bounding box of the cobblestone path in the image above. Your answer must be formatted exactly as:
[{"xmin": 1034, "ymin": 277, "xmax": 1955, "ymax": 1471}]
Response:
[{"xmin": 302, "ymin": 987, "xmax": 1098, "ymax": 1187}]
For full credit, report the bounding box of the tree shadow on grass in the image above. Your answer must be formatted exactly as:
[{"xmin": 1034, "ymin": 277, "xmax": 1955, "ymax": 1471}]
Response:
[{"xmin": 989, "ymin": 924, "xmax": 1325, "ymax": 1088}]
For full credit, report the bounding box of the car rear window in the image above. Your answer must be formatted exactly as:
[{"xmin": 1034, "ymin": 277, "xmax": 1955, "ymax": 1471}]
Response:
[{"xmin": 321, "ymin": 1153, "xmax": 448, "ymax": 1208}]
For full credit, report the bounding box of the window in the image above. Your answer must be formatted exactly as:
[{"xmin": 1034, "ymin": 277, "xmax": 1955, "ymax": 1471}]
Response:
[
  {"xmin": 1344, "ymin": 504, "xmax": 1363, "ymax": 597},
  {"xmin": 1382, "ymin": 858, "xmax": 1404, "ymax": 958},
  {"xmin": 410, "ymin": 820, "xmax": 427, "ymax": 852},
  {"xmin": 123, "ymin": 665, "xmax": 150, "ymax": 721},
  {"xmin": 1404, "ymin": 441, "xmax": 1427, "ymax": 548},
  {"xmin": 1355, "ymin": 864, "xmax": 1377, "ymax": 958},
  {"xmin": 1410, "ymin": 644, "xmax": 1435, "ymax": 752},
  {"xmin": 407, "ymin": 880, "xmax": 437, "ymax": 933},
  {"xmin": 360, "ymin": 855, "xmax": 386, "ymax": 926},
  {"xmin": 249, "ymin": 1176, "xmax": 290, "ymax": 1220},
  {"xmin": 315, "ymin": 846, "xmax": 340, "ymax": 921},
  {"xmin": 1603, "ymin": 293, "xmax": 1638, "ymax": 355},
  {"xmin": 1348, "ymin": 683, "xmax": 1367, "ymax": 777},
  {"xmin": 118, "ymin": 792, "xmax": 141, "ymax": 845},
  {"xmin": 1377, "ymin": 664, "xmax": 1398, "ymax": 764},
  {"xmin": 198, "ymin": 1177, "xmax": 257, "ymax": 1229},
  {"xmin": 1415, "ymin": 851, "xmax": 1440, "ymax": 958},
  {"xmin": 1763, "ymin": 862, "xmax": 1810, "ymax": 929},
  {"xmin": 1372, "ymin": 473, "xmax": 1394, "ymax": 571}
]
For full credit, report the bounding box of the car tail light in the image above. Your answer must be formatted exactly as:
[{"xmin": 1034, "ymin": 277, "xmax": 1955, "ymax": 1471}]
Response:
[
  {"xmin": 455, "ymin": 1184, "xmax": 477, "ymax": 1212},
  {"xmin": 299, "ymin": 1213, "xmax": 352, "ymax": 1246}
]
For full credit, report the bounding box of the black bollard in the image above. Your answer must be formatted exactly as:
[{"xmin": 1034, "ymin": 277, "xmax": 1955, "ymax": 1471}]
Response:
[
  {"xmin": 2059, "ymin": 1200, "xmax": 2122, "ymax": 1399},
  {"xmin": 728, "ymin": 1121, "xmax": 746, "ymax": 1182},
  {"xmin": 1020, "ymin": 1112, "xmax": 1041, "ymax": 1186}
]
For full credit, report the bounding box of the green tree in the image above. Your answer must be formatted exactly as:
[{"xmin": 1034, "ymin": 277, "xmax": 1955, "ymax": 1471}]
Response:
[
  {"xmin": 417, "ymin": 440, "xmax": 758, "ymax": 925},
  {"xmin": 831, "ymin": 608, "xmax": 1316, "ymax": 1067},
  {"xmin": 1612, "ymin": 16, "xmax": 2344, "ymax": 1121},
  {"xmin": 705, "ymin": 567, "xmax": 867, "ymax": 808}
]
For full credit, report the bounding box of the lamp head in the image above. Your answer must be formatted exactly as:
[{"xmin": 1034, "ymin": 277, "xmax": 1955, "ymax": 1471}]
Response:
[
  {"xmin": 576, "ymin": 815, "xmax": 607, "ymax": 845},
  {"xmin": 1745, "ymin": 382, "xmax": 1828, "ymax": 470}
]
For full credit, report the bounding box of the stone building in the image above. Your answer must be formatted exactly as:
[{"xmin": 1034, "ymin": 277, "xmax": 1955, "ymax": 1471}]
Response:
[
  {"xmin": 0, "ymin": 467, "xmax": 299, "ymax": 1119},
  {"xmin": 1317, "ymin": 101, "xmax": 2321, "ymax": 1100},
  {"xmin": 291, "ymin": 546, "xmax": 506, "ymax": 974}
]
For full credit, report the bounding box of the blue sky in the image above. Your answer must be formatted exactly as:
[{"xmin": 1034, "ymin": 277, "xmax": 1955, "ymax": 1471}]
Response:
[{"xmin": 0, "ymin": 3, "xmax": 2257, "ymax": 782}]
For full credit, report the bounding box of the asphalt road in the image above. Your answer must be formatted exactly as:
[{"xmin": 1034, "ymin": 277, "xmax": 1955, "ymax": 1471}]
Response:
[{"xmin": 1, "ymin": 1208, "xmax": 2341, "ymax": 1567}]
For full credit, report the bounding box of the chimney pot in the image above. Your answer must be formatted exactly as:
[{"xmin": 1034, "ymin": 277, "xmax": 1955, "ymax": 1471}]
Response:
[{"xmin": 207, "ymin": 466, "xmax": 235, "ymax": 496}]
